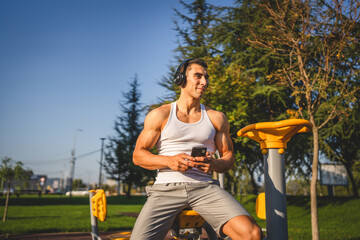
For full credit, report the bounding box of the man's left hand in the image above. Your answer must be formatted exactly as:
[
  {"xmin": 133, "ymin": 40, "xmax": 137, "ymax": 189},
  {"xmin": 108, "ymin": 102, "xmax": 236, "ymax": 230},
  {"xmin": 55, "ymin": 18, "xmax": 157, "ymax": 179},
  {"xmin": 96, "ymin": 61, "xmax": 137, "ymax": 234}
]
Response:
[{"xmin": 194, "ymin": 153, "xmax": 214, "ymax": 173}]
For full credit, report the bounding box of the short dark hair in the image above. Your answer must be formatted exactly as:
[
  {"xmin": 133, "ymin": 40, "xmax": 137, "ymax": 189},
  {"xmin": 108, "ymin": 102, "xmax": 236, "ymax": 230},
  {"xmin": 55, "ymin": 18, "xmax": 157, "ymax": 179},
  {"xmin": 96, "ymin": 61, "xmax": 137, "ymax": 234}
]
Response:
[{"xmin": 183, "ymin": 59, "xmax": 207, "ymax": 76}]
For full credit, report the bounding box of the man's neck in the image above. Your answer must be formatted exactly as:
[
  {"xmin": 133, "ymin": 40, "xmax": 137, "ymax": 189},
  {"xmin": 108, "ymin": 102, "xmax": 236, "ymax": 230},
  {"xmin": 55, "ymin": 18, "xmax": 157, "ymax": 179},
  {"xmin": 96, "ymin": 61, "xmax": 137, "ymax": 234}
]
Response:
[{"xmin": 177, "ymin": 95, "xmax": 201, "ymax": 114}]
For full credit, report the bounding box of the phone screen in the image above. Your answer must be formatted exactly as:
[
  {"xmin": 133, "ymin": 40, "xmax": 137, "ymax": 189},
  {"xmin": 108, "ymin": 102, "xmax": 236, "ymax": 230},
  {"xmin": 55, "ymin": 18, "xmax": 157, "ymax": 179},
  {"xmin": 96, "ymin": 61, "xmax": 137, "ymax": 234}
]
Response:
[{"xmin": 191, "ymin": 147, "xmax": 207, "ymax": 157}]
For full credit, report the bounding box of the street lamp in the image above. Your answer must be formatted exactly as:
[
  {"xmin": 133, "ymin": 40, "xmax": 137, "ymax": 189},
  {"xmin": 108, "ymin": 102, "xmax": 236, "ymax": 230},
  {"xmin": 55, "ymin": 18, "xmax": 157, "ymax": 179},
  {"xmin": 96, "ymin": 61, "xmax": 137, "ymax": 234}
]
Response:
[
  {"xmin": 98, "ymin": 138, "xmax": 106, "ymax": 187},
  {"xmin": 68, "ymin": 129, "xmax": 83, "ymax": 196}
]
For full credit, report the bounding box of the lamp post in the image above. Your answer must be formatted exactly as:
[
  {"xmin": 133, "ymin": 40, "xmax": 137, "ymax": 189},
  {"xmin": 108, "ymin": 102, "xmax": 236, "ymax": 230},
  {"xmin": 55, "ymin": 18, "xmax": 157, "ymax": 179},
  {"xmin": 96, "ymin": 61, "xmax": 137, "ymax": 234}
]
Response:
[
  {"xmin": 98, "ymin": 138, "xmax": 106, "ymax": 188},
  {"xmin": 68, "ymin": 129, "xmax": 83, "ymax": 196}
]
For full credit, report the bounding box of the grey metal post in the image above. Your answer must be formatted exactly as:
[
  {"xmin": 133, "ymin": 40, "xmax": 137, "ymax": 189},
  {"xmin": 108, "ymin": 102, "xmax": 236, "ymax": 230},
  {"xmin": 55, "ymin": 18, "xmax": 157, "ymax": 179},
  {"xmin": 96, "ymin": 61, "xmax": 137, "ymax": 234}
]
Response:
[
  {"xmin": 215, "ymin": 151, "xmax": 225, "ymax": 189},
  {"xmin": 263, "ymin": 148, "xmax": 288, "ymax": 240},
  {"xmin": 98, "ymin": 137, "xmax": 106, "ymax": 187},
  {"xmin": 219, "ymin": 173, "xmax": 224, "ymax": 189},
  {"xmin": 68, "ymin": 129, "xmax": 83, "ymax": 194},
  {"xmin": 89, "ymin": 191, "xmax": 101, "ymax": 240}
]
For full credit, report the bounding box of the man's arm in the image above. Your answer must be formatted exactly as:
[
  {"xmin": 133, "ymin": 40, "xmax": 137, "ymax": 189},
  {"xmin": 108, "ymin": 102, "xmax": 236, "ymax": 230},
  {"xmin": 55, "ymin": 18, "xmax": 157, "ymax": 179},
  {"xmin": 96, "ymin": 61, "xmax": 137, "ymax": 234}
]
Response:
[
  {"xmin": 195, "ymin": 109, "xmax": 235, "ymax": 173},
  {"xmin": 133, "ymin": 105, "xmax": 197, "ymax": 172}
]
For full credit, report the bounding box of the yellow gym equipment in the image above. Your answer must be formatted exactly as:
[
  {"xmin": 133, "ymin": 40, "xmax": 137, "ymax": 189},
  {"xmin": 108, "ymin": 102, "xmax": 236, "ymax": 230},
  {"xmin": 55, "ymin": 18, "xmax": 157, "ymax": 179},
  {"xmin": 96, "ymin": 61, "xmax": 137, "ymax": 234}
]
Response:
[{"xmin": 238, "ymin": 119, "xmax": 312, "ymax": 240}]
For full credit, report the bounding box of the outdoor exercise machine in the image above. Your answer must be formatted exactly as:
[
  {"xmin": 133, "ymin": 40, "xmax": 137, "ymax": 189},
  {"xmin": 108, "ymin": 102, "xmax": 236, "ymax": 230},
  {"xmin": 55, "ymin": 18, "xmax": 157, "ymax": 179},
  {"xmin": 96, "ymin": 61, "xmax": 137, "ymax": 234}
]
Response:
[
  {"xmin": 89, "ymin": 189, "xmax": 218, "ymax": 240},
  {"xmin": 237, "ymin": 119, "xmax": 312, "ymax": 240},
  {"xmin": 89, "ymin": 119, "xmax": 311, "ymax": 240},
  {"xmin": 89, "ymin": 189, "xmax": 108, "ymax": 240},
  {"xmin": 169, "ymin": 210, "xmax": 218, "ymax": 240}
]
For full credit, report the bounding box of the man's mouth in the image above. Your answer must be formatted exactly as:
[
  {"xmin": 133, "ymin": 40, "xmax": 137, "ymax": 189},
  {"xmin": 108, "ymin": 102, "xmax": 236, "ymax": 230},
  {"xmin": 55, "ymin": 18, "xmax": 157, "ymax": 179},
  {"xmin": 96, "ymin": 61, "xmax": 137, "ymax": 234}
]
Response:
[{"xmin": 197, "ymin": 88, "xmax": 205, "ymax": 93}]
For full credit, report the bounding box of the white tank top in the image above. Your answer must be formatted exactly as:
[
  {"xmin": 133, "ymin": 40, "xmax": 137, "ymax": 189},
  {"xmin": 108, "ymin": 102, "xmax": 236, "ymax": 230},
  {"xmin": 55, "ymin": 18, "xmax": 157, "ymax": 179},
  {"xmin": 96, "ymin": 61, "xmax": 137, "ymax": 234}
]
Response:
[{"xmin": 154, "ymin": 101, "xmax": 216, "ymax": 184}]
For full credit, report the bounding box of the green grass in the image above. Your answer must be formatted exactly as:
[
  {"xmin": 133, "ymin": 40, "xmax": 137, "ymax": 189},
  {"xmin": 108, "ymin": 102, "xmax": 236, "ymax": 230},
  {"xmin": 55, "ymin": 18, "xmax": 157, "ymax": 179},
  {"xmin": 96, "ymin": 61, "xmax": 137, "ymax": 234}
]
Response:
[
  {"xmin": 0, "ymin": 195, "xmax": 146, "ymax": 235},
  {"xmin": 1, "ymin": 194, "xmax": 360, "ymax": 240}
]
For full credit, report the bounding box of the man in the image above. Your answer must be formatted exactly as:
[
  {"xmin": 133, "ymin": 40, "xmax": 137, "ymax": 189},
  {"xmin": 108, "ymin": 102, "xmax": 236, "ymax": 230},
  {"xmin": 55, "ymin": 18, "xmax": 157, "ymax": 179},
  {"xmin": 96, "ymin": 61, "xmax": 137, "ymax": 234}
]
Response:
[{"xmin": 131, "ymin": 58, "xmax": 262, "ymax": 240}]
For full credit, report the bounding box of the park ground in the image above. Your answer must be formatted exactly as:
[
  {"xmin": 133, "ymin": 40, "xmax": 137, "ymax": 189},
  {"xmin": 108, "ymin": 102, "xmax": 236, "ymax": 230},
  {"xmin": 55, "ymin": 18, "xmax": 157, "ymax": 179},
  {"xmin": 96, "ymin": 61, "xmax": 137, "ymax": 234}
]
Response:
[{"xmin": 0, "ymin": 194, "xmax": 359, "ymax": 240}]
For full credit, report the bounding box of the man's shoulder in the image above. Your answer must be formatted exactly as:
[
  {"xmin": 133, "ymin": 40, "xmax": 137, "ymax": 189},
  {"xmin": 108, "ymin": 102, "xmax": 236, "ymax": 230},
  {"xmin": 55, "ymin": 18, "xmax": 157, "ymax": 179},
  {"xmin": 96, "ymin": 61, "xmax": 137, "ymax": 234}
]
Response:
[
  {"xmin": 205, "ymin": 106, "xmax": 226, "ymax": 120},
  {"xmin": 149, "ymin": 103, "xmax": 171, "ymax": 118},
  {"xmin": 145, "ymin": 103, "xmax": 172, "ymax": 127},
  {"xmin": 204, "ymin": 106, "xmax": 228, "ymax": 130}
]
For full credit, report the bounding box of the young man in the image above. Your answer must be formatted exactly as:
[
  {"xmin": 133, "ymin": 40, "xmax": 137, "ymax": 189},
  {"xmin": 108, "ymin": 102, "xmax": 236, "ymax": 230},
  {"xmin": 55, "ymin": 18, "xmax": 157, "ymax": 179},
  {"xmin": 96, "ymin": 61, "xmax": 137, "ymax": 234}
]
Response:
[{"xmin": 131, "ymin": 59, "xmax": 262, "ymax": 240}]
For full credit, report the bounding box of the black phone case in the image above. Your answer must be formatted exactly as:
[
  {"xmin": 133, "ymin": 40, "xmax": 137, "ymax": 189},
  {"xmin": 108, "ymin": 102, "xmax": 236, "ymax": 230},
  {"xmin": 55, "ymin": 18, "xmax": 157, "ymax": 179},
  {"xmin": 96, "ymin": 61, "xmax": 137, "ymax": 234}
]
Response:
[{"xmin": 191, "ymin": 147, "xmax": 207, "ymax": 157}]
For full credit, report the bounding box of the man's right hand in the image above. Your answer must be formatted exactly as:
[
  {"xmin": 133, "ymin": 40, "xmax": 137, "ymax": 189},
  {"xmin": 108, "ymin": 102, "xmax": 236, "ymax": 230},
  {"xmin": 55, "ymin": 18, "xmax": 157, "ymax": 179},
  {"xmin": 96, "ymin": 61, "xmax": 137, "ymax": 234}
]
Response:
[{"xmin": 167, "ymin": 153, "xmax": 197, "ymax": 172}]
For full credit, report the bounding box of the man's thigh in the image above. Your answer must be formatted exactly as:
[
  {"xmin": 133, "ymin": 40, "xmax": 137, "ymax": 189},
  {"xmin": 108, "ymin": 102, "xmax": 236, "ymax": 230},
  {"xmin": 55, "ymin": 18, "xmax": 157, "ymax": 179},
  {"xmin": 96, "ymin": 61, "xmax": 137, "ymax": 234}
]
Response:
[
  {"xmin": 130, "ymin": 184, "xmax": 188, "ymax": 240},
  {"xmin": 187, "ymin": 182, "xmax": 250, "ymax": 237}
]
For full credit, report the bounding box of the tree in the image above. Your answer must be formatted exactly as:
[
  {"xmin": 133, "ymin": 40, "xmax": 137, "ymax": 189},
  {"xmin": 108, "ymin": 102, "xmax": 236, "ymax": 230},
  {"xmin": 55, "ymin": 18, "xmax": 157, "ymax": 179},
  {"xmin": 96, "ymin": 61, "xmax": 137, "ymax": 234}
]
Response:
[
  {"xmin": 204, "ymin": 0, "xmax": 297, "ymax": 193},
  {"xmin": 200, "ymin": 56, "xmax": 261, "ymax": 193},
  {"xmin": 0, "ymin": 157, "xmax": 32, "ymax": 222},
  {"xmin": 104, "ymin": 76, "xmax": 155, "ymax": 197},
  {"xmin": 248, "ymin": 0, "xmax": 360, "ymax": 239},
  {"xmin": 321, "ymin": 94, "xmax": 360, "ymax": 197},
  {"xmin": 158, "ymin": 1, "xmax": 293, "ymax": 194},
  {"xmin": 174, "ymin": 0, "xmax": 216, "ymax": 59},
  {"xmin": 157, "ymin": 0, "xmax": 216, "ymax": 102},
  {"xmin": 72, "ymin": 179, "xmax": 87, "ymax": 190}
]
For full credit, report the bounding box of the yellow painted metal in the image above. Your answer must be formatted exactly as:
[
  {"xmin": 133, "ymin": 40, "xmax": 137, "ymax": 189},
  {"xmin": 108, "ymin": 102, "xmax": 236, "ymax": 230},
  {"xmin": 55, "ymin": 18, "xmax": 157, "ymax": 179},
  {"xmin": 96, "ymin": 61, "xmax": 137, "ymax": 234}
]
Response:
[
  {"xmin": 278, "ymin": 148, "xmax": 285, "ymax": 154},
  {"xmin": 90, "ymin": 189, "xmax": 107, "ymax": 222},
  {"xmin": 256, "ymin": 192, "xmax": 266, "ymax": 220},
  {"xmin": 175, "ymin": 210, "xmax": 206, "ymax": 228},
  {"xmin": 237, "ymin": 119, "xmax": 312, "ymax": 149},
  {"xmin": 107, "ymin": 231, "xmax": 132, "ymax": 240}
]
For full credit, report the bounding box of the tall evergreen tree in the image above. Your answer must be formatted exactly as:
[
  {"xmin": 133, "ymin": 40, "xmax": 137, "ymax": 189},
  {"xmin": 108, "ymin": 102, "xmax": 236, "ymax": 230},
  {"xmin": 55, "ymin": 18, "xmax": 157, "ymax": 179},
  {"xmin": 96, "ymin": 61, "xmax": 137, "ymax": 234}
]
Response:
[
  {"xmin": 206, "ymin": 1, "xmax": 294, "ymax": 193},
  {"xmin": 174, "ymin": 0, "xmax": 216, "ymax": 59},
  {"xmin": 104, "ymin": 76, "xmax": 155, "ymax": 197},
  {"xmin": 157, "ymin": 0, "xmax": 216, "ymax": 103},
  {"xmin": 157, "ymin": 0, "xmax": 293, "ymax": 193}
]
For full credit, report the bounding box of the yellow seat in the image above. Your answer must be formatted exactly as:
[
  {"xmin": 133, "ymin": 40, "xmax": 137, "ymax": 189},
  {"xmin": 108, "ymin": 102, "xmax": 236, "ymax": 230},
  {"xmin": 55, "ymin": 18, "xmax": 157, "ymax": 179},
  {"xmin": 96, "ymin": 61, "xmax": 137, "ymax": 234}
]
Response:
[
  {"xmin": 237, "ymin": 119, "xmax": 312, "ymax": 150},
  {"xmin": 175, "ymin": 210, "xmax": 206, "ymax": 228},
  {"xmin": 107, "ymin": 231, "xmax": 132, "ymax": 240}
]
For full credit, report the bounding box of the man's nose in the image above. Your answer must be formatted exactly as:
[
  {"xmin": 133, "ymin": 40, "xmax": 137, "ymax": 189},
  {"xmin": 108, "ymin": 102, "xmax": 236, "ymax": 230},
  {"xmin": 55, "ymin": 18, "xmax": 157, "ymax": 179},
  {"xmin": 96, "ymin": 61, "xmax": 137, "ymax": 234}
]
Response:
[{"xmin": 200, "ymin": 76, "xmax": 208, "ymax": 87}]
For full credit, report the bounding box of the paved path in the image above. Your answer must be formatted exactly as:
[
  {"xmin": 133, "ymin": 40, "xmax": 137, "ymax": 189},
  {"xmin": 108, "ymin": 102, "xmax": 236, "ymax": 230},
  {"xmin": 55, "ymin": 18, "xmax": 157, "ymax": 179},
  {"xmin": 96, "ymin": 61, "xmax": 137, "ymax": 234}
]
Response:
[{"xmin": 2, "ymin": 231, "xmax": 212, "ymax": 240}]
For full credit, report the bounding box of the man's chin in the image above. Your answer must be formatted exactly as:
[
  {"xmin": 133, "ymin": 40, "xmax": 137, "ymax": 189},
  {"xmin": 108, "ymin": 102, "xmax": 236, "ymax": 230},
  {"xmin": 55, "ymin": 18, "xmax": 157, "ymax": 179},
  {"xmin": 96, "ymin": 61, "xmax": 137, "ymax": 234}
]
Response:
[{"xmin": 198, "ymin": 91, "xmax": 205, "ymax": 98}]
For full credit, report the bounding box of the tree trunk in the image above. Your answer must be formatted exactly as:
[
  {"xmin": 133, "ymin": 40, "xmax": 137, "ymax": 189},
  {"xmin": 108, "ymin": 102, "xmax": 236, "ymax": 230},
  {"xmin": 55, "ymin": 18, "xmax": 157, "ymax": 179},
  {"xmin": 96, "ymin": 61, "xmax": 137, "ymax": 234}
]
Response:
[
  {"xmin": 311, "ymin": 125, "xmax": 320, "ymax": 240},
  {"xmin": 344, "ymin": 162, "xmax": 359, "ymax": 198},
  {"xmin": 249, "ymin": 169, "xmax": 258, "ymax": 195},
  {"xmin": 126, "ymin": 182, "xmax": 132, "ymax": 198},
  {"xmin": 3, "ymin": 180, "xmax": 10, "ymax": 222},
  {"xmin": 117, "ymin": 180, "xmax": 121, "ymax": 195}
]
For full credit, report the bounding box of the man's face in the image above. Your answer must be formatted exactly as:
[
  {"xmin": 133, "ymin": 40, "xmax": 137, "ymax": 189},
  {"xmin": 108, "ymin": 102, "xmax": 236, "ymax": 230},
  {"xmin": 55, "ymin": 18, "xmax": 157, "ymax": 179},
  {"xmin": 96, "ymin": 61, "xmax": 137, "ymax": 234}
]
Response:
[{"xmin": 183, "ymin": 63, "xmax": 209, "ymax": 99}]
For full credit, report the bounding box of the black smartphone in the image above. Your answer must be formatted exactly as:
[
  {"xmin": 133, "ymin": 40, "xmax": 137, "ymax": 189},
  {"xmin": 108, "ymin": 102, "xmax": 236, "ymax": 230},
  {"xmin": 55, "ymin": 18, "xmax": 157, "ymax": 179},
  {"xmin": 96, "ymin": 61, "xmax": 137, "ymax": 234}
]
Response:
[{"xmin": 191, "ymin": 146, "xmax": 207, "ymax": 157}]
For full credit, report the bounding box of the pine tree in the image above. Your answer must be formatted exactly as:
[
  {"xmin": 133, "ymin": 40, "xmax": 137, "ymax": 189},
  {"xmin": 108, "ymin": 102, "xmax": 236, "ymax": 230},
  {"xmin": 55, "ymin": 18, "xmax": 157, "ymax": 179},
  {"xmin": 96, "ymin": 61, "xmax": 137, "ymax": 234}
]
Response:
[
  {"xmin": 156, "ymin": 0, "xmax": 216, "ymax": 103},
  {"xmin": 174, "ymin": 0, "xmax": 215, "ymax": 59},
  {"xmin": 207, "ymin": 1, "xmax": 293, "ymax": 193},
  {"xmin": 104, "ymin": 76, "xmax": 155, "ymax": 197}
]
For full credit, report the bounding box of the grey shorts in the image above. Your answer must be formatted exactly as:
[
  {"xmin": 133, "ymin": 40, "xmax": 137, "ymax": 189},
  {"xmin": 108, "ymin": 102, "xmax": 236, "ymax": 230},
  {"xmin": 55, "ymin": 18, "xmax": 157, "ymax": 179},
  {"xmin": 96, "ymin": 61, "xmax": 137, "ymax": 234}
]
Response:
[{"xmin": 130, "ymin": 180, "xmax": 250, "ymax": 240}]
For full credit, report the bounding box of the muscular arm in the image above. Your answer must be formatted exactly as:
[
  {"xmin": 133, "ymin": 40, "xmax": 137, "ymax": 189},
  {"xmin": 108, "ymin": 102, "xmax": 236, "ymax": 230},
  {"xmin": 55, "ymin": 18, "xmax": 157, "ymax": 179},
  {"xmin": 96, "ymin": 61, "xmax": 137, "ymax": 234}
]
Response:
[
  {"xmin": 133, "ymin": 105, "xmax": 197, "ymax": 171},
  {"xmin": 195, "ymin": 110, "xmax": 235, "ymax": 173}
]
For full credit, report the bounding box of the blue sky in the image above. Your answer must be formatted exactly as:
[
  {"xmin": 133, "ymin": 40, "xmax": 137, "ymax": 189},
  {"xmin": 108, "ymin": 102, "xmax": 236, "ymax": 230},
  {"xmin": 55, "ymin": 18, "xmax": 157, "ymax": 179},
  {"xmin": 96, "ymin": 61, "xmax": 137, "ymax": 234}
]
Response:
[
  {"xmin": 0, "ymin": 0, "xmax": 179, "ymax": 184},
  {"xmin": 0, "ymin": 0, "xmax": 231, "ymax": 185}
]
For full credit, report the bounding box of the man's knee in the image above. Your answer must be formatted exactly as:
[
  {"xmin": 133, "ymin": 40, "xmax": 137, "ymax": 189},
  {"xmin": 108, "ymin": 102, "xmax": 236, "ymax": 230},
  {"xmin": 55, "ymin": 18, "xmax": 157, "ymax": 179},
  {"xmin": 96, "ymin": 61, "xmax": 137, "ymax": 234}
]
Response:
[
  {"xmin": 237, "ymin": 223, "xmax": 262, "ymax": 240},
  {"xmin": 248, "ymin": 224, "xmax": 262, "ymax": 240},
  {"xmin": 222, "ymin": 215, "xmax": 262, "ymax": 240}
]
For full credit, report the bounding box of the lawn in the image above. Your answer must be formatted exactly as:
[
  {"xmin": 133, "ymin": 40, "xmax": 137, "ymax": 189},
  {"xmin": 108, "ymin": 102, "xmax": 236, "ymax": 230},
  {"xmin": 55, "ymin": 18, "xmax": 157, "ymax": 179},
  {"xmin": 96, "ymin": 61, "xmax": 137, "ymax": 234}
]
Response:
[{"xmin": 0, "ymin": 194, "xmax": 359, "ymax": 240}]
